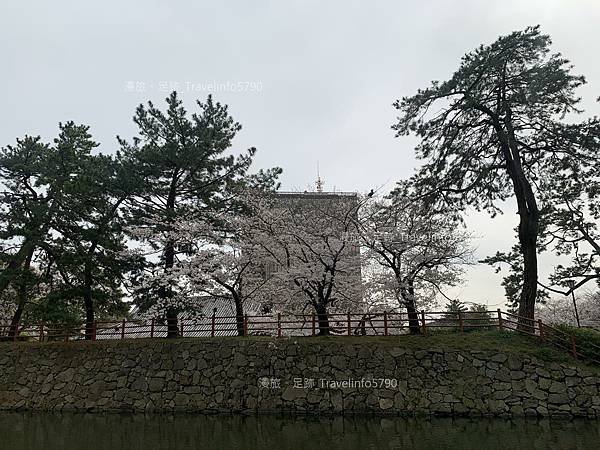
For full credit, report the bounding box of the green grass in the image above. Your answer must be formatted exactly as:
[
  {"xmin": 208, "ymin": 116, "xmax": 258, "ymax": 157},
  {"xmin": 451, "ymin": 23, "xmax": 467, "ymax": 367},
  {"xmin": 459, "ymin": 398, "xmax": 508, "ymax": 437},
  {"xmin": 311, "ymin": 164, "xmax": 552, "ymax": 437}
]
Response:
[
  {"xmin": 296, "ymin": 330, "xmax": 573, "ymax": 361},
  {"xmin": 553, "ymin": 324, "xmax": 600, "ymax": 363},
  {"xmin": 3, "ymin": 329, "xmax": 596, "ymax": 368}
]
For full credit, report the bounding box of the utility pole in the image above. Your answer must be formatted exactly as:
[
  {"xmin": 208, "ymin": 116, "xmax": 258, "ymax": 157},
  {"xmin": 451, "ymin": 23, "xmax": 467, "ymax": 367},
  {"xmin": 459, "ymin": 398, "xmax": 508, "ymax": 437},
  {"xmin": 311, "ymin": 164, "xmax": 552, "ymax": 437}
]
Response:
[{"xmin": 566, "ymin": 280, "xmax": 581, "ymax": 328}]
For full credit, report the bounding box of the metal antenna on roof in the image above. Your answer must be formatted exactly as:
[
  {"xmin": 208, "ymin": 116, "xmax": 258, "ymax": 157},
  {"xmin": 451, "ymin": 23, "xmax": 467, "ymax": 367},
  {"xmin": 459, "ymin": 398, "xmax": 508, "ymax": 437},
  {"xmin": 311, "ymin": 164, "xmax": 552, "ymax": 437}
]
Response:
[{"xmin": 316, "ymin": 162, "xmax": 324, "ymax": 193}]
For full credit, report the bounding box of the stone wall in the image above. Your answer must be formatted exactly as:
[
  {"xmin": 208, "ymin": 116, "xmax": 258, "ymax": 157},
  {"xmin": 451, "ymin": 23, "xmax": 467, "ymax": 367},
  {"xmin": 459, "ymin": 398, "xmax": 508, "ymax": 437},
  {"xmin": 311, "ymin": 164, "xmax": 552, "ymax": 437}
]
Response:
[{"xmin": 0, "ymin": 338, "xmax": 599, "ymax": 417}]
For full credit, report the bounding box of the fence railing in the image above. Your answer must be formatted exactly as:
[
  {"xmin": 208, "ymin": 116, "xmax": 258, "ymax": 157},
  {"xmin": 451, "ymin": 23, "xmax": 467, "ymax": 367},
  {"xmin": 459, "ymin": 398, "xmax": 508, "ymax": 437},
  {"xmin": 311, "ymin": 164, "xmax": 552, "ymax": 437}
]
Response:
[
  {"xmin": 0, "ymin": 311, "xmax": 498, "ymax": 341},
  {"xmin": 1, "ymin": 309, "xmax": 598, "ymax": 365}
]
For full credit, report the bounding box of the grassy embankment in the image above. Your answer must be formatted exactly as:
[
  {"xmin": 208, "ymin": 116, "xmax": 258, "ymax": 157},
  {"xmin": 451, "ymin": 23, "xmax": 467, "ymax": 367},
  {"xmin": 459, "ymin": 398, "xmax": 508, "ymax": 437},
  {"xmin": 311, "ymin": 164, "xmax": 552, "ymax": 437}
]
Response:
[{"xmin": 5, "ymin": 329, "xmax": 598, "ymax": 367}]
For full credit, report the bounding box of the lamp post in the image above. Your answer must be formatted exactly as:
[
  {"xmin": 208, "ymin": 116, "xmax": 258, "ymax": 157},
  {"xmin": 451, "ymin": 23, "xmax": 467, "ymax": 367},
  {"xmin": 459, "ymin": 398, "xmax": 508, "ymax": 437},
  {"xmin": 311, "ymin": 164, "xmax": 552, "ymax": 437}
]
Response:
[{"xmin": 566, "ymin": 280, "xmax": 581, "ymax": 328}]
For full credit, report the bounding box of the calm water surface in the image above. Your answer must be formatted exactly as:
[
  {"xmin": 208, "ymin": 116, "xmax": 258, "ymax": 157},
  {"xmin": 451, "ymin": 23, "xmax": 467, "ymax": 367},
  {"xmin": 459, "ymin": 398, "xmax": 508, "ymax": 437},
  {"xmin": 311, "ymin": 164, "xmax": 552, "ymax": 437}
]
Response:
[{"xmin": 1, "ymin": 413, "xmax": 599, "ymax": 450}]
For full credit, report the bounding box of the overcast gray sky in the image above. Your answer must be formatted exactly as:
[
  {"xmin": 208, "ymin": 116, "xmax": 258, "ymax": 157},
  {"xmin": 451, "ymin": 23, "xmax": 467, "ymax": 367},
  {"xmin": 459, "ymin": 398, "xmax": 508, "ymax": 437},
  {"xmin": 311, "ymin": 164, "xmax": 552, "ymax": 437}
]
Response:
[{"xmin": 2, "ymin": 0, "xmax": 599, "ymax": 307}]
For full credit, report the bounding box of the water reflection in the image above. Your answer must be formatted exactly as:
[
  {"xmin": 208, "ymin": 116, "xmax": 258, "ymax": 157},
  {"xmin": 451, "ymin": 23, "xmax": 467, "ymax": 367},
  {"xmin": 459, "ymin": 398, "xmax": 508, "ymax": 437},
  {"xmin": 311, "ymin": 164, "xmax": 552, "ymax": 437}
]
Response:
[{"xmin": 1, "ymin": 412, "xmax": 598, "ymax": 450}]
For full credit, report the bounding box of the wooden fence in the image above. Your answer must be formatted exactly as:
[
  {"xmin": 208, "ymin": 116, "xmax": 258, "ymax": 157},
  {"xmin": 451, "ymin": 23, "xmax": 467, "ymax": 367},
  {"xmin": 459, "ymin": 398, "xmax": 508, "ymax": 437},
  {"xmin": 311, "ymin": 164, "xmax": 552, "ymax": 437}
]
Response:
[{"xmin": 1, "ymin": 309, "xmax": 599, "ymax": 365}]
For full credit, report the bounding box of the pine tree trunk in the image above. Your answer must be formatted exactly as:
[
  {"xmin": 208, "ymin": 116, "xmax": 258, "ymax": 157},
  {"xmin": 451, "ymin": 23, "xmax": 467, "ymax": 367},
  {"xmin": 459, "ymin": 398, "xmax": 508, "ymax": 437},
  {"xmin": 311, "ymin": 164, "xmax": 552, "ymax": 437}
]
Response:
[
  {"xmin": 0, "ymin": 240, "xmax": 35, "ymax": 300},
  {"xmin": 163, "ymin": 239, "xmax": 179, "ymax": 338},
  {"xmin": 166, "ymin": 306, "xmax": 178, "ymax": 338},
  {"xmin": 509, "ymin": 168, "xmax": 539, "ymax": 325},
  {"xmin": 8, "ymin": 302, "xmax": 24, "ymax": 340},
  {"xmin": 7, "ymin": 248, "xmax": 34, "ymax": 340},
  {"xmin": 83, "ymin": 260, "xmax": 95, "ymax": 340},
  {"xmin": 82, "ymin": 199, "xmax": 124, "ymax": 340},
  {"xmin": 164, "ymin": 178, "xmax": 179, "ymax": 338},
  {"xmin": 517, "ymin": 207, "xmax": 538, "ymax": 328},
  {"xmin": 497, "ymin": 113, "xmax": 540, "ymax": 325}
]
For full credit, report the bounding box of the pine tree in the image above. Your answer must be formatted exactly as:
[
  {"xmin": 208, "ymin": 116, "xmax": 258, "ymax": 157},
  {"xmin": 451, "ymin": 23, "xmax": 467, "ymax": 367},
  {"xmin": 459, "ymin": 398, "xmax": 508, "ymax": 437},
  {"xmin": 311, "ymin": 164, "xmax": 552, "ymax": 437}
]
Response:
[
  {"xmin": 120, "ymin": 92, "xmax": 280, "ymax": 337},
  {"xmin": 48, "ymin": 149, "xmax": 143, "ymax": 338},
  {"xmin": 393, "ymin": 26, "xmax": 596, "ymax": 322},
  {"xmin": 1, "ymin": 123, "xmax": 100, "ymax": 334}
]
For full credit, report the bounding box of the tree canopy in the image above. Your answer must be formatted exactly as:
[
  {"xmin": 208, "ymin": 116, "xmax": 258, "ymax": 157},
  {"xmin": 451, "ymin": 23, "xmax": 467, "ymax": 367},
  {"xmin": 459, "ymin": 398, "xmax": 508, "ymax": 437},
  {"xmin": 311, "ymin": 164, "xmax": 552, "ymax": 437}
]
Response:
[
  {"xmin": 359, "ymin": 181, "xmax": 473, "ymax": 333},
  {"xmin": 119, "ymin": 92, "xmax": 280, "ymax": 336},
  {"xmin": 393, "ymin": 25, "xmax": 600, "ymax": 320}
]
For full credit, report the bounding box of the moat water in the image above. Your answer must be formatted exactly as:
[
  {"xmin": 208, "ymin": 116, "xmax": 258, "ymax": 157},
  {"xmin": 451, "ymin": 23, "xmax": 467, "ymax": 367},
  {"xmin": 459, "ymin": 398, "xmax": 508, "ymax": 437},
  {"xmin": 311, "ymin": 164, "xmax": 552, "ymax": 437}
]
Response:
[{"xmin": 1, "ymin": 413, "xmax": 599, "ymax": 449}]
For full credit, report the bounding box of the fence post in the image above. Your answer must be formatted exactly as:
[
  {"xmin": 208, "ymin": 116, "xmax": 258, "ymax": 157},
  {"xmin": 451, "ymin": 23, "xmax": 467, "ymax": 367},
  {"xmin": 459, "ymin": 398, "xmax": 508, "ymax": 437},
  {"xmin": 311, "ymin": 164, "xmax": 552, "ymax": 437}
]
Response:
[
  {"xmin": 39, "ymin": 321, "xmax": 44, "ymax": 342},
  {"xmin": 458, "ymin": 311, "xmax": 464, "ymax": 333},
  {"xmin": 150, "ymin": 318, "xmax": 155, "ymax": 338},
  {"xmin": 347, "ymin": 313, "xmax": 351, "ymax": 336},
  {"xmin": 121, "ymin": 319, "xmax": 126, "ymax": 340},
  {"xmin": 538, "ymin": 319, "xmax": 544, "ymax": 341},
  {"xmin": 497, "ymin": 309, "xmax": 503, "ymax": 331},
  {"xmin": 277, "ymin": 313, "xmax": 282, "ymax": 338},
  {"xmin": 92, "ymin": 321, "xmax": 97, "ymax": 341},
  {"xmin": 211, "ymin": 313, "xmax": 216, "ymax": 338},
  {"xmin": 180, "ymin": 320, "xmax": 184, "ymax": 338},
  {"xmin": 311, "ymin": 313, "xmax": 316, "ymax": 336},
  {"xmin": 570, "ymin": 335, "xmax": 578, "ymax": 359},
  {"xmin": 243, "ymin": 315, "xmax": 249, "ymax": 337},
  {"xmin": 383, "ymin": 311, "xmax": 388, "ymax": 336},
  {"xmin": 420, "ymin": 311, "xmax": 426, "ymax": 334}
]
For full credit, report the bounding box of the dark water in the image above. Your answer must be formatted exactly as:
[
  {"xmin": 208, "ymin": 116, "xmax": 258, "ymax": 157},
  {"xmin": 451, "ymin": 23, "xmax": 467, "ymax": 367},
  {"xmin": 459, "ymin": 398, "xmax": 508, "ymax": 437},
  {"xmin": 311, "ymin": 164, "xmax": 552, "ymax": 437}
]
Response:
[{"xmin": 1, "ymin": 413, "xmax": 599, "ymax": 450}]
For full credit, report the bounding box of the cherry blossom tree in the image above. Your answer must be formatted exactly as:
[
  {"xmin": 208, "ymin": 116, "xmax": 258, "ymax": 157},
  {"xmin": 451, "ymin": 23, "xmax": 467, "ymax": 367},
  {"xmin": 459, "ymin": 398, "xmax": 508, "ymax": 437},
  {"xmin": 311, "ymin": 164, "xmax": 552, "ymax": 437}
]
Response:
[
  {"xmin": 127, "ymin": 206, "xmax": 276, "ymax": 335},
  {"xmin": 245, "ymin": 192, "xmax": 363, "ymax": 335},
  {"xmin": 358, "ymin": 182, "xmax": 473, "ymax": 334},
  {"xmin": 537, "ymin": 291, "xmax": 600, "ymax": 328},
  {"xmin": 120, "ymin": 92, "xmax": 280, "ymax": 337},
  {"xmin": 186, "ymin": 243, "xmax": 270, "ymax": 336}
]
